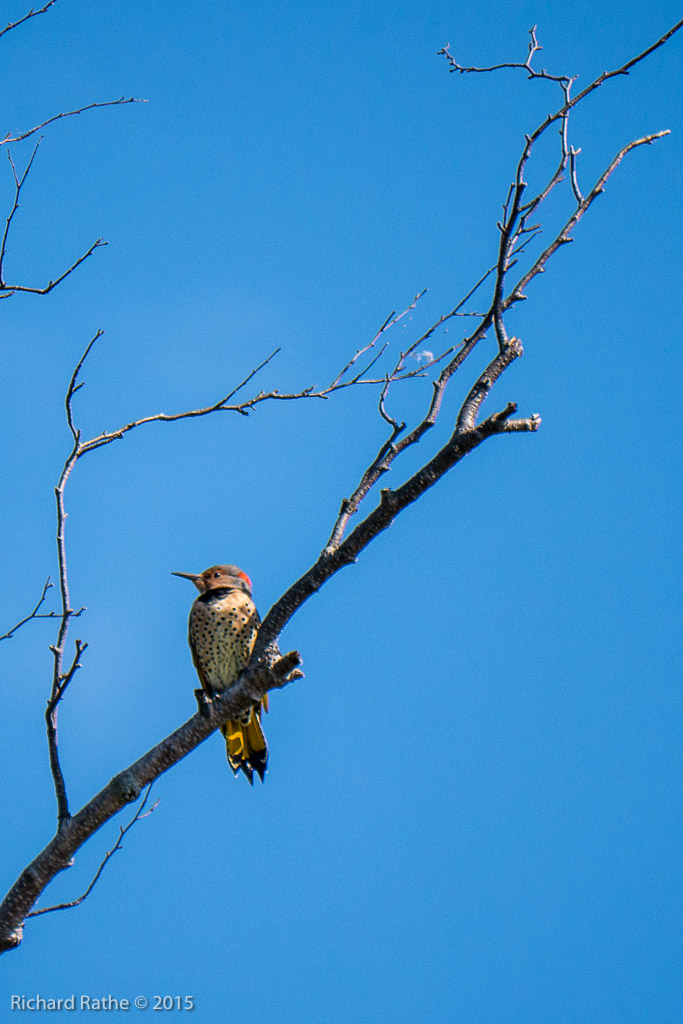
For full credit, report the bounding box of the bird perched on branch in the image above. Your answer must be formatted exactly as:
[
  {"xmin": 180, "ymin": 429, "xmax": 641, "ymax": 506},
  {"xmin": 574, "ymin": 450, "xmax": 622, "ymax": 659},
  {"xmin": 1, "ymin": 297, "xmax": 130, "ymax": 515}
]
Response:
[{"xmin": 173, "ymin": 564, "xmax": 267, "ymax": 784}]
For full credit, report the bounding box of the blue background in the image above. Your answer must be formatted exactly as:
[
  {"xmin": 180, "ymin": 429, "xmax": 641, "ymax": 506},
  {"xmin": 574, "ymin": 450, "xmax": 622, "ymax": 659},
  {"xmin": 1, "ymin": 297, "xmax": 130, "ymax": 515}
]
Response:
[{"xmin": 1, "ymin": 1, "xmax": 681, "ymax": 1021}]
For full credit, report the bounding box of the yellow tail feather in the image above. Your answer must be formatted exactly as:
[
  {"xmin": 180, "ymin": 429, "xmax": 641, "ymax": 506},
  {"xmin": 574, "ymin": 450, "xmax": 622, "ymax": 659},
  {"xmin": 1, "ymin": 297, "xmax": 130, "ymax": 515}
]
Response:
[{"xmin": 221, "ymin": 701, "xmax": 268, "ymax": 784}]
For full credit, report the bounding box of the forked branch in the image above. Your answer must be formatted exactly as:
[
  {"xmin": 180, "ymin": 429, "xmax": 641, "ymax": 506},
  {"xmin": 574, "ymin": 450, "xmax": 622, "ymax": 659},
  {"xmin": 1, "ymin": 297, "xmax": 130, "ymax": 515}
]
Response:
[
  {"xmin": 506, "ymin": 131, "xmax": 670, "ymax": 305},
  {"xmin": 27, "ymin": 785, "xmax": 159, "ymax": 918},
  {"xmin": 0, "ymin": 144, "xmax": 109, "ymax": 298}
]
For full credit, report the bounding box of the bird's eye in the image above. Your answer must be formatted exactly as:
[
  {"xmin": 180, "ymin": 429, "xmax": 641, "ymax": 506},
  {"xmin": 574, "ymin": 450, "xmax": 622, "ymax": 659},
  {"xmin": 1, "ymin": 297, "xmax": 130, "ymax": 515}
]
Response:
[{"xmin": 214, "ymin": 572, "xmax": 220, "ymax": 578}]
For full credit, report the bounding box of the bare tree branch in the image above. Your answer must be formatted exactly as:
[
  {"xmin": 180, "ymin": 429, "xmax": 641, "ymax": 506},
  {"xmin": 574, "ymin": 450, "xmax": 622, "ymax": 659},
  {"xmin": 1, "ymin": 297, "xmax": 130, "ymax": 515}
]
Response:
[
  {"xmin": 0, "ymin": 143, "xmax": 40, "ymax": 282},
  {"xmin": 66, "ymin": 328, "xmax": 444, "ymax": 458},
  {"xmin": 439, "ymin": 18, "xmax": 683, "ymax": 98},
  {"xmin": 2, "ymin": 578, "xmax": 52, "ymax": 640},
  {"xmin": 0, "ymin": 1, "xmax": 57, "ymax": 41},
  {"xmin": 438, "ymin": 24, "xmax": 573, "ymax": 87},
  {"xmin": 0, "ymin": 581, "xmax": 85, "ymax": 643},
  {"xmin": 329, "ymin": 290, "xmax": 427, "ymax": 388},
  {"xmin": 0, "ymin": 238, "xmax": 108, "ymax": 299},
  {"xmin": 438, "ymin": 21, "xmax": 683, "ymax": 343},
  {"xmin": 0, "ymin": 145, "xmax": 109, "ymax": 298},
  {"xmin": 1, "ymin": 97, "xmax": 146, "ymax": 148},
  {"xmin": 27, "ymin": 785, "xmax": 159, "ymax": 918},
  {"xmin": 568, "ymin": 17, "xmax": 683, "ymax": 107}
]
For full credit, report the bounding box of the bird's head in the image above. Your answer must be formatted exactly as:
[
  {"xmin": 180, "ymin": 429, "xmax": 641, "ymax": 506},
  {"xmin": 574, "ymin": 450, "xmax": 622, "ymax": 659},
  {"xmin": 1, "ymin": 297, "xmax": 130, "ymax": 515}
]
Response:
[{"xmin": 172, "ymin": 565, "xmax": 253, "ymax": 595}]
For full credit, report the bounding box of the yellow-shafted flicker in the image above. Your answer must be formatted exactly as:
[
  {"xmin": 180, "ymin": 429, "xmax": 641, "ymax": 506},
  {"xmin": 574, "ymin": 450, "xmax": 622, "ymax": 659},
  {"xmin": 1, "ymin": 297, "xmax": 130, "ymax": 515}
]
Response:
[{"xmin": 173, "ymin": 564, "xmax": 268, "ymax": 784}]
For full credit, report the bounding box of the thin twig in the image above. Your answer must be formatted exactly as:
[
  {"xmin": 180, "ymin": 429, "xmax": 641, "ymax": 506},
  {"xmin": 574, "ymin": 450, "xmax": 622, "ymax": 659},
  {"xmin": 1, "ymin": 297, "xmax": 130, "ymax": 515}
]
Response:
[
  {"xmin": 49, "ymin": 639, "xmax": 88, "ymax": 707},
  {"xmin": 328, "ymin": 290, "xmax": 427, "ymax": 389},
  {"xmin": 1, "ymin": 578, "xmax": 53, "ymax": 641},
  {"xmin": 0, "ymin": 147, "xmax": 107, "ymax": 295},
  {"xmin": 438, "ymin": 25, "xmax": 573, "ymax": 86},
  {"xmin": 0, "ymin": 239, "xmax": 107, "ymax": 298},
  {"xmin": 1, "ymin": 97, "xmax": 146, "ymax": 147},
  {"xmin": 0, "ymin": 1, "xmax": 56, "ymax": 41},
  {"xmin": 0, "ymin": 580, "xmax": 85, "ymax": 642},
  {"xmin": 569, "ymin": 146, "xmax": 583, "ymax": 203},
  {"xmin": 27, "ymin": 785, "xmax": 159, "ymax": 918},
  {"xmin": 219, "ymin": 348, "xmax": 281, "ymax": 403},
  {"xmin": 0, "ymin": 143, "xmax": 41, "ymax": 286},
  {"xmin": 0, "ymin": 142, "xmax": 107, "ymax": 297}
]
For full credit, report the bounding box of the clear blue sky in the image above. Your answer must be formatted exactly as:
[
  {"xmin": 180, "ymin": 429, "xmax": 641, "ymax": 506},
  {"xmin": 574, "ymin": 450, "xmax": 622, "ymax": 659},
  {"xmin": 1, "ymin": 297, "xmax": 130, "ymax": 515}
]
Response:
[{"xmin": 1, "ymin": 1, "xmax": 681, "ymax": 1021}]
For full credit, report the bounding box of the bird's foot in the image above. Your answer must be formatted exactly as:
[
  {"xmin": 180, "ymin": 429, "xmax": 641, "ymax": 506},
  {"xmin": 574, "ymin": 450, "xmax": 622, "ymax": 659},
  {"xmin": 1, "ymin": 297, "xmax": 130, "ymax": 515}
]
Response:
[{"xmin": 194, "ymin": 688, "xmax": 213, "ymax": 717}]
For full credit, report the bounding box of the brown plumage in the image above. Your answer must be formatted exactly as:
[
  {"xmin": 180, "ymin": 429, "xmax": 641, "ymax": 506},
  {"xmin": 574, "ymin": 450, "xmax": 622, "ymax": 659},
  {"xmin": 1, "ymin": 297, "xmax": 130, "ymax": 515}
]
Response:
[{"xmin": 173, "ymin": 564, "xmax": 267, "ymax": 784}]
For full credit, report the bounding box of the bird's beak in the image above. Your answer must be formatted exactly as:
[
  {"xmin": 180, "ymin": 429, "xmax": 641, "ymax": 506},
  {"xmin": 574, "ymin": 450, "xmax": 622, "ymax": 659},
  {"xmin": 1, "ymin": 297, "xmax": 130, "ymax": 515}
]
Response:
[{"xmin": 171, "ymin": 571, "xmax": 201, "ymax": 582}]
